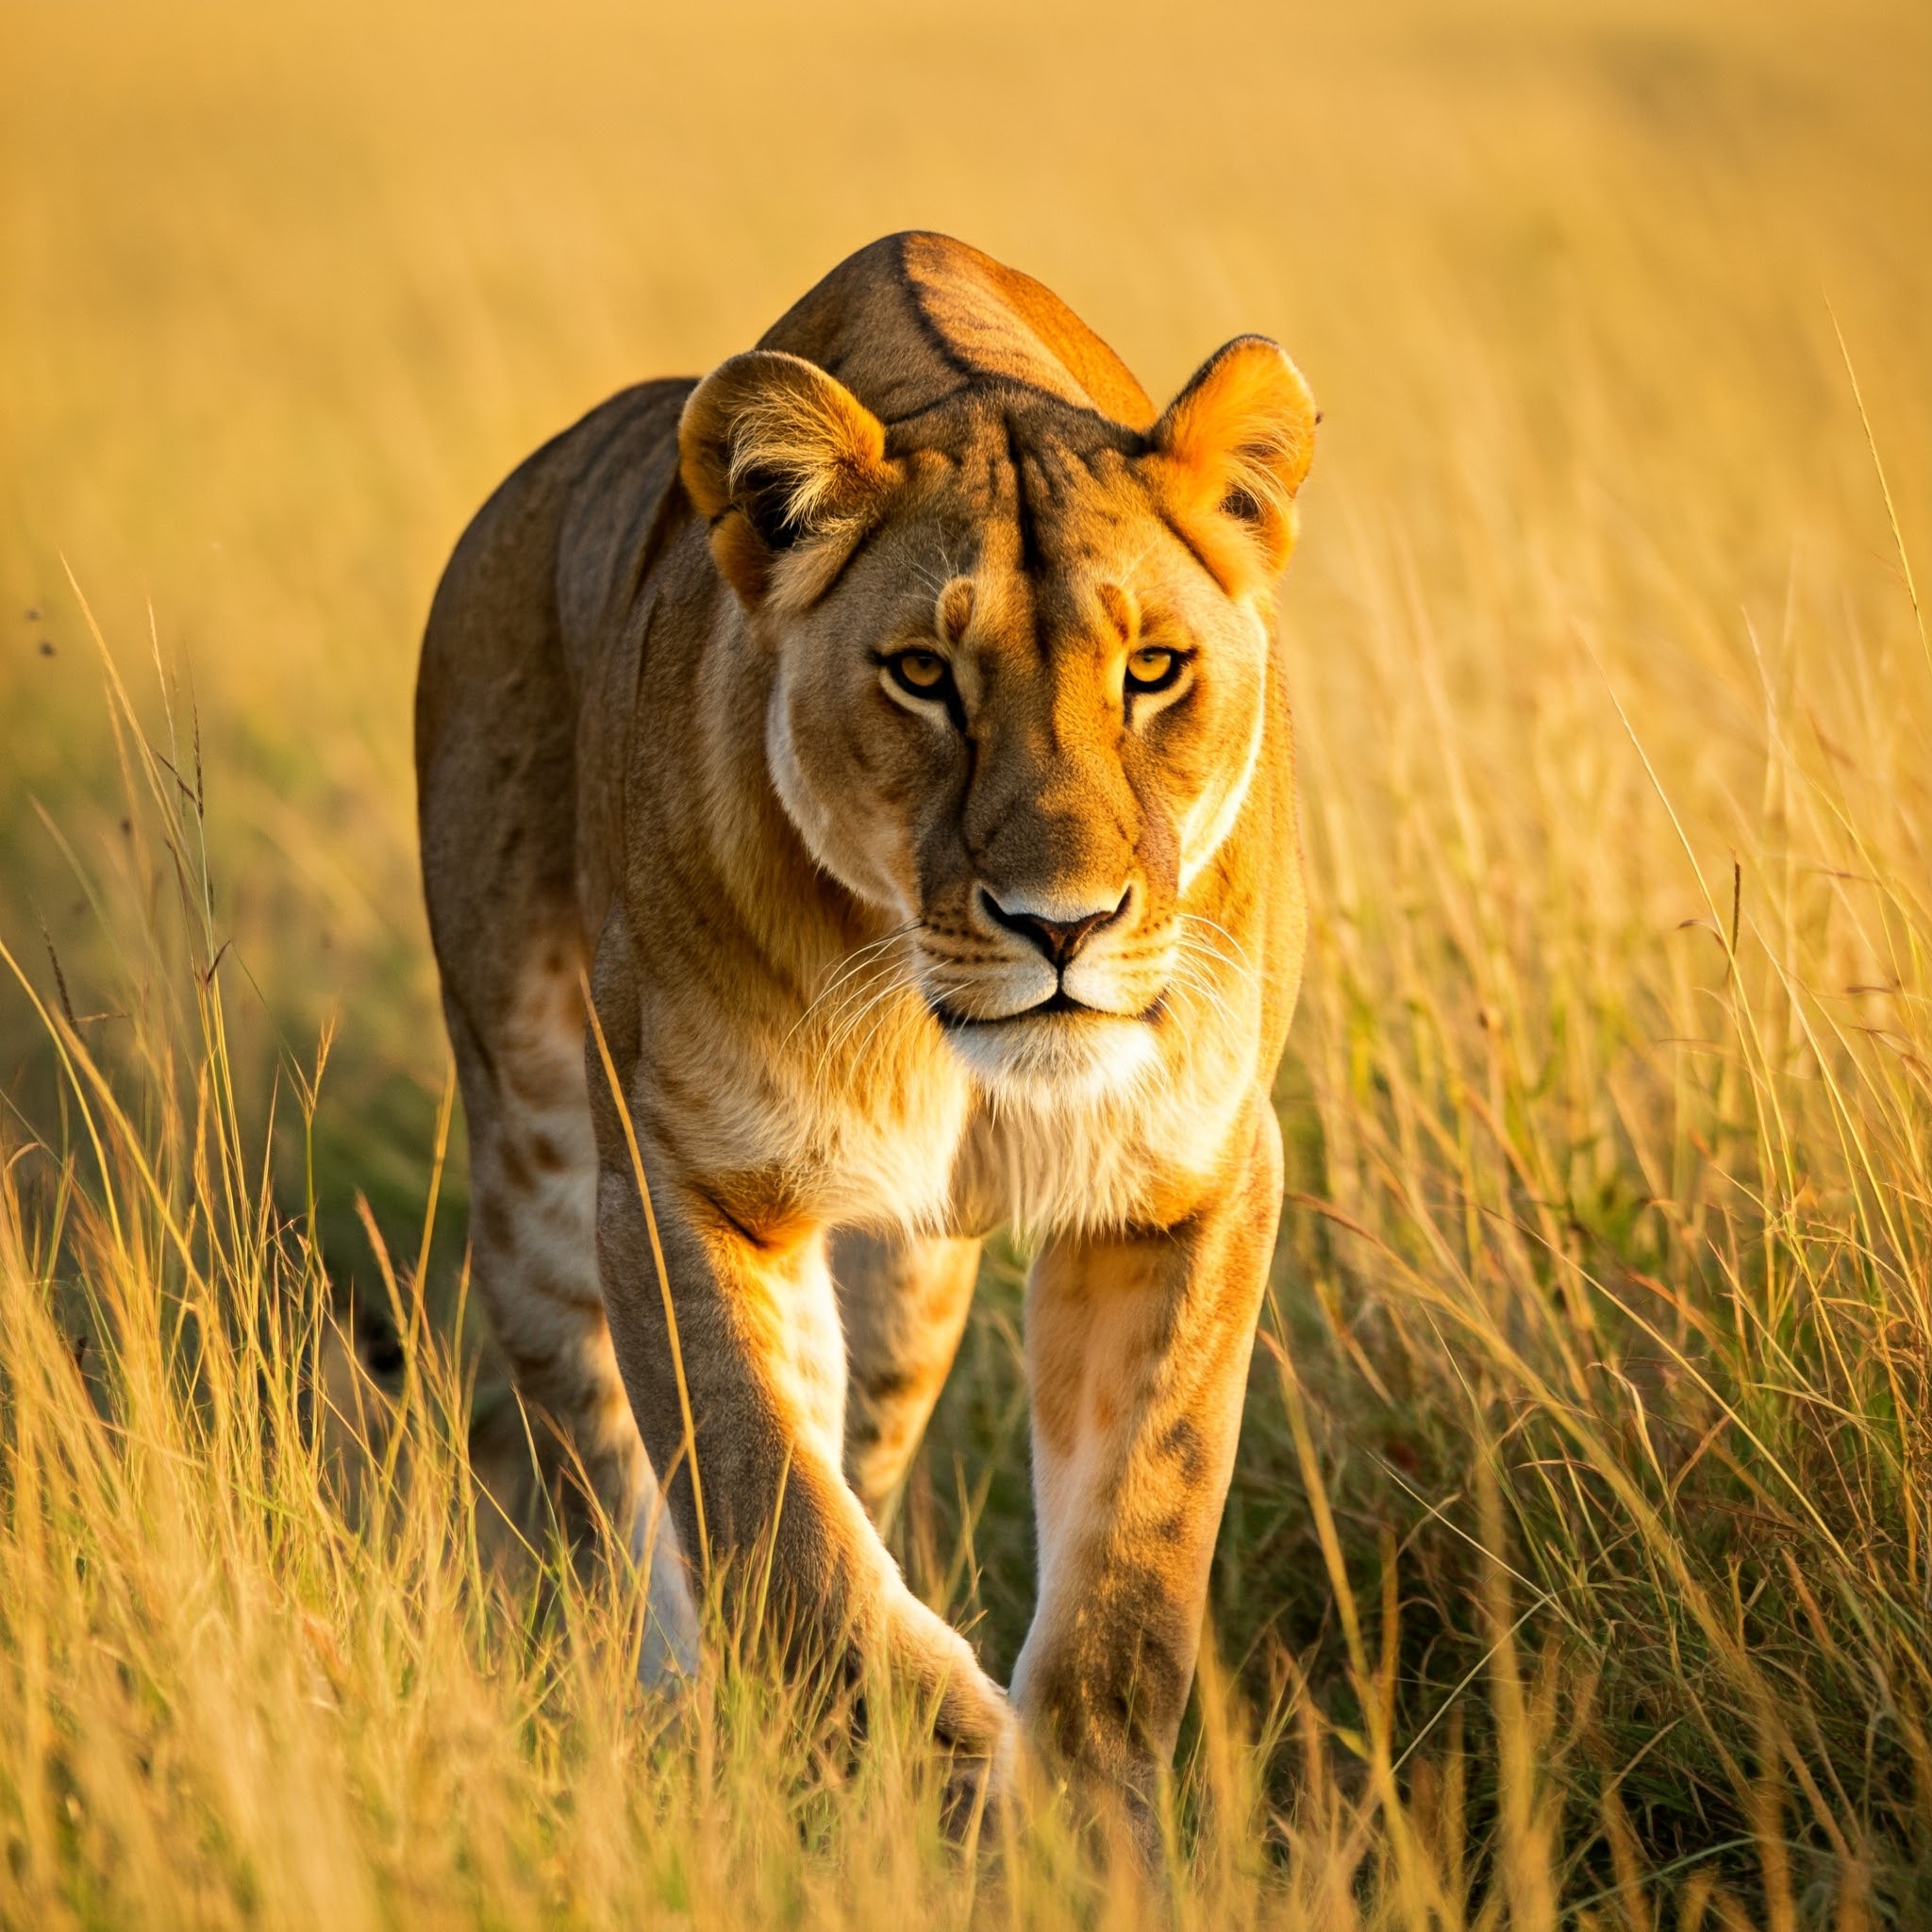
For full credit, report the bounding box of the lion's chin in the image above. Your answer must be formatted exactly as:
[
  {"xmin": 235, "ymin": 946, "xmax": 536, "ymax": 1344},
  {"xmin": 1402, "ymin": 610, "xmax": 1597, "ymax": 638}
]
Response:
[{"xmin": 938, "ymin": 1006, "xmax": 1160, "ymax": 1105}]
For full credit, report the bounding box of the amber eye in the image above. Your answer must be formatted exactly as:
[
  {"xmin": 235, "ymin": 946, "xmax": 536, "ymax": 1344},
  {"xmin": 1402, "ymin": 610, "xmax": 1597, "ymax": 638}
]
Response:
[
  {"xmin": 1124, "ymin": 646, "xmax": 1185, "ymax": 694},
  {"xmin": 886, "ymin": 649, "xmax": 951, "ymax": 698}
]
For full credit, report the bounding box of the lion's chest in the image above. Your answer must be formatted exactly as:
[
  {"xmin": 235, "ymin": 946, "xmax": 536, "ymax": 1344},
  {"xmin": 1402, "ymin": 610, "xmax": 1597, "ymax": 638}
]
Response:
[
  {"xmin": 952, "ymin": 1066, "xmax": 1247, "ymax": 1240},
  {"xmin": 844, "ymin": 1047, "xmax": 1244, "ymax": 1242},
  {"xmin": 731, "ymin": 1002, "xmax": 1248, "ymax": 1241}
]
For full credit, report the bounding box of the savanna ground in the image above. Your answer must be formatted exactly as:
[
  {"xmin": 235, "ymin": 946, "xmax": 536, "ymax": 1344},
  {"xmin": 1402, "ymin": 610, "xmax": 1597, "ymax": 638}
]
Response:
[{"xmin": 2, "ymin": 0, "xmax": 1929, "ymax": 1924}]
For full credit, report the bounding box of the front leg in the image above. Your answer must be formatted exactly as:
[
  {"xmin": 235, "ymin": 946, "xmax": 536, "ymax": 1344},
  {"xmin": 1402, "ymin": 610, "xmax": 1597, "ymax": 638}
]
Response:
[
  {"xmin": 591, "ymin": 1136, "xmax": 1011, "ymax": 1765},
  {"xmin": 1011, "ymin": 1098, "xmax": 1283, "ymax": 1827},
  {"xmin": 834, "ymin": 1228, "xmax": 982, "ymax": 1521}
]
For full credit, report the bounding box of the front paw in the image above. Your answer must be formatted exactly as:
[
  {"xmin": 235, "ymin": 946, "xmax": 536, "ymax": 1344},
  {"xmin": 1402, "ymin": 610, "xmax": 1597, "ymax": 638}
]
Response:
[{"xmin": 880, "ymin": 1586, "xmax": 1016, "ymax": 1774}]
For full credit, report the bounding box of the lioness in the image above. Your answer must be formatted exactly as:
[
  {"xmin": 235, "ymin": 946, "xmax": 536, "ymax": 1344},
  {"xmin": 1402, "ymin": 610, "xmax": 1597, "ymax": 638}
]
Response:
[{"xmin": 416, "ymin": 233, "xmax": 1315, "ymax": 1823}]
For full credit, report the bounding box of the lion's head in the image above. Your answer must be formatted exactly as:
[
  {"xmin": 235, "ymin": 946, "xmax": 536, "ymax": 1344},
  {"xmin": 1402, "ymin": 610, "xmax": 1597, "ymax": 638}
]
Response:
[{"xmin": 678, "ymin": 239, "xmax": 1315, "ymax": 1102}]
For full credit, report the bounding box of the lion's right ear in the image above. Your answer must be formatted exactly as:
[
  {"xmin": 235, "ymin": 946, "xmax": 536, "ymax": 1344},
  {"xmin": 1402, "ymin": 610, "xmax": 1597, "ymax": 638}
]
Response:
[{"xmin": 678, "ymin": 351, "xmax": 901, "ymax": 609}]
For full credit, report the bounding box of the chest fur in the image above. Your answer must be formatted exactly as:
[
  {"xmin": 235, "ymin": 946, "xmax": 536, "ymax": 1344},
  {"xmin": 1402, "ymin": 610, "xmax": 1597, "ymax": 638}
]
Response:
[{"xmin": 685, "ymin": 999, "xmax": 1255, "ymax": 1243}]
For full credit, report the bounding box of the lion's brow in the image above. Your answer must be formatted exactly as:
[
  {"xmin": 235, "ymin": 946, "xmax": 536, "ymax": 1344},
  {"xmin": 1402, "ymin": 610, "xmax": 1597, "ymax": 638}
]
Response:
[{"xmin": 1000, "ymin": 409, "xmax": 1046, "ymax": 584}]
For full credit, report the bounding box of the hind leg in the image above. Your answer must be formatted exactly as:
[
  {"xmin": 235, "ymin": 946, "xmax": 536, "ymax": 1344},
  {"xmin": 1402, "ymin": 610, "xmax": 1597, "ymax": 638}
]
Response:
[
  {"xmin": 450, "ymin": 931, "xmax": 633, "ymax": 1530},
  {"xmin": 447, "ymin": 931, "xmax": 698, "ymax": 1676},
  {"xmin": 834, "ymin": 1229, "xmax": 981, "ymax": 1521}
]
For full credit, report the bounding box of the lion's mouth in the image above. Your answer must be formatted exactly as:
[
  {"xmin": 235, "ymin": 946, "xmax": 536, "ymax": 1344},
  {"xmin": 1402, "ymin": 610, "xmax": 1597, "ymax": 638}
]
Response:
[
  {"xmin": 933, "ymin": 989, "xmax": 1092, "ymax": 1029},
  {"xmin": 931, "ymin": 989, "xmax": 1161, "ymax": 1029}
]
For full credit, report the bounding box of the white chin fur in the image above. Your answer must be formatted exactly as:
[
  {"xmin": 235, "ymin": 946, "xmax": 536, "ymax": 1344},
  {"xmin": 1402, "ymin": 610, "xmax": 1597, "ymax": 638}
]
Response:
[{"xmin": 942, "ymin": 1010, "xmax": 1158, "ymax": 1105}]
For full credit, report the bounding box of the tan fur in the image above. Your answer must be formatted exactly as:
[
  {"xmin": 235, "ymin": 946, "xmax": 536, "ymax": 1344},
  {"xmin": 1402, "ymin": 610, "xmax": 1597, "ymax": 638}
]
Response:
[{"xmin": 416, "ymin": 233, "xmax": 1316, "ymax": 1832}]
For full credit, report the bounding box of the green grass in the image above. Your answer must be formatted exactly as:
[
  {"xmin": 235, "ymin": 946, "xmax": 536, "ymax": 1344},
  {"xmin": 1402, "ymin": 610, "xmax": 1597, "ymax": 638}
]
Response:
[{"xmin": 3, "ymin": 0, "xmax": 1929, "ymax": 1921}]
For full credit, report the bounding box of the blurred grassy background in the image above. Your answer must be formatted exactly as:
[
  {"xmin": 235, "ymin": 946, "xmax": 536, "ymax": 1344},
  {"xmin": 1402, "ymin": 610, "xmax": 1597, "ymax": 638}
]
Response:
[{"xmin": 3, "ymin": 0, "xmax": 1930, "ymax": 1921}]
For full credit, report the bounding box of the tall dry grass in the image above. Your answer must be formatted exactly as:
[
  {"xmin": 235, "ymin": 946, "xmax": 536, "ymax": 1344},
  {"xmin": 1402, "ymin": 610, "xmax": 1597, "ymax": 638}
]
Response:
[{"xmin": 3, "ymin": 0, "xmax": 1929, "ymax": 1922}]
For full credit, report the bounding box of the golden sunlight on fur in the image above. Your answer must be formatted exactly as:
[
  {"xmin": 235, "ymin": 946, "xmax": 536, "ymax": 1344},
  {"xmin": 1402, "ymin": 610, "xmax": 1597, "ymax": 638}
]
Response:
[{"xmin": 416, "ymin": 232, "xmax": 1317, "ymax": 1831}]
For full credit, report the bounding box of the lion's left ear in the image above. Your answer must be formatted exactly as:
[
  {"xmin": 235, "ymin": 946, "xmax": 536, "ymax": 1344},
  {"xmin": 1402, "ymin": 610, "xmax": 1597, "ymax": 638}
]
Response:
[
  {"xmin": 1141, "ymin": 336, "xmax": 1318, "ymax": 592},
  {"xmin": 679, "ymin": 350, "xmax": 903, "ymax": 610}
]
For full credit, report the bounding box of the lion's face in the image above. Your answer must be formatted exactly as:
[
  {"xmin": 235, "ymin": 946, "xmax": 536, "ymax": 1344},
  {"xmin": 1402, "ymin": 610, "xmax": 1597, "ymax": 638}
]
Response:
[{"xmin": 679, "ymin": 342, "xmax": 1316, "ymax": 1099}]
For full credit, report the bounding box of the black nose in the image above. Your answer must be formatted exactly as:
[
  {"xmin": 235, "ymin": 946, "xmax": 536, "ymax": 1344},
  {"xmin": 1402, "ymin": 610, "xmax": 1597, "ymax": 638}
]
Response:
[{"xmin": 980, "ymin": 889, "xmax": 1128, "ymax": 971}]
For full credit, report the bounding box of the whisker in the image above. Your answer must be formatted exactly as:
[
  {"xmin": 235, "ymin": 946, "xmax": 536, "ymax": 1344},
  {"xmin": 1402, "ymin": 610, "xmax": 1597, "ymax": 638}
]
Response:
[
  {"xmin": 1169, "ymin": 924, "xmax": 1260, "ymax": 986},
  {"xmin": 1170, "ymin": 936, "xmax": 1243, "ymax": 980},
  {"xmin": 820, "ymin": 970, "xmax": 909, "ymax": 1067},
  {"xmin": 1177, "ymin": 911, "xmax": 1255, "ymax": 972},
  {"xmin": 817, "ymin": 975, "xmax": 922, "ymax": 1083},
  {"xmin": 786, "ymin": 922, "xmax": 920, "ymax": 1043},
  {"xmin": 1164, "ymin": 960, "xmax": 1243, "ymax": 1039},
  {"xmin": 797, "ymin": 958, "xmax": 901, "ymax": 1065},
  {"xmin": 1171, "ymin": 929, "xmax": 1241, "ymax": 973},
  {"xmin": 820, "ymin": 950, "xmax": 908, "ymax": 1029},
  {"xmin": 842, "ymin": 985, "xmax": 918, "ymax": 1073}
]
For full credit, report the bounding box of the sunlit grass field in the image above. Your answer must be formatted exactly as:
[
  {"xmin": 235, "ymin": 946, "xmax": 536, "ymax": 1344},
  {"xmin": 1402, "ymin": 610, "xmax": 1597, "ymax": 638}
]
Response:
[{"xmin": 3, "ymin": 0, "xmax": 1929, "ymax": 1922}]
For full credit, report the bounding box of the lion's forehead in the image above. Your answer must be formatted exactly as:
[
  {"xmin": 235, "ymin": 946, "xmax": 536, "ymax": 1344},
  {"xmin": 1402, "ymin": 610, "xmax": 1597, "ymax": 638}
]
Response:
[
  {"xmin": 866, "ymin": 460, "xmax": 1206, "ymax": 669},
  {"xmin": 883, "ymin": 391, "xmax": 1168, "ymax": 576}
]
